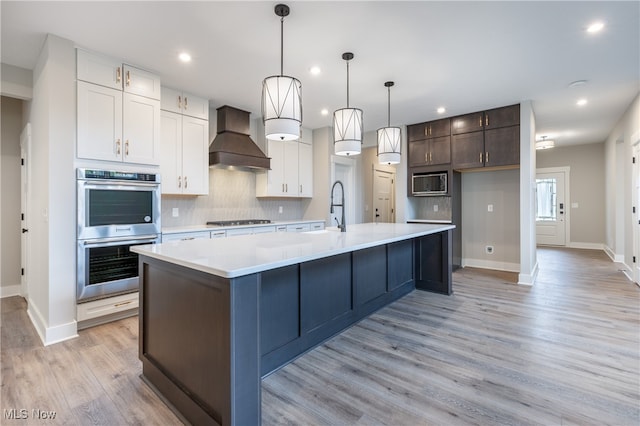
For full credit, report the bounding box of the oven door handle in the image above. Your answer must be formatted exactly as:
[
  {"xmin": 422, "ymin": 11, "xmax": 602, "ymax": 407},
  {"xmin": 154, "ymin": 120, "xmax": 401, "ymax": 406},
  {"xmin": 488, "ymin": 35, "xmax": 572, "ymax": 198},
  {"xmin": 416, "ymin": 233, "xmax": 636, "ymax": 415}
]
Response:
[
  {"xmin": 82, "ymin": 235, "xmax": 159, "ymax": 246},
  {"xmin": 81, "ymin": 180, "xmax": 160, "ymax": 188}
]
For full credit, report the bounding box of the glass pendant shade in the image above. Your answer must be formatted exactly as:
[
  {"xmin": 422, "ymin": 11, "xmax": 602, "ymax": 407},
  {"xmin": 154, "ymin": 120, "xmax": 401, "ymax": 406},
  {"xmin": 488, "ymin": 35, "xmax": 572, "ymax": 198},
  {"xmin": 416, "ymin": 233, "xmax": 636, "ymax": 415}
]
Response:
[
  {"xmin": 262, "ymin": 75, "xmax": 302, "ymax": 141},
  {"xmin": 377, "ymin": 126, "xmax": 401, "ymax": 164},
  {"xmin": 334, "ymin": 107, "xmax": 363, "ymax": 156}
]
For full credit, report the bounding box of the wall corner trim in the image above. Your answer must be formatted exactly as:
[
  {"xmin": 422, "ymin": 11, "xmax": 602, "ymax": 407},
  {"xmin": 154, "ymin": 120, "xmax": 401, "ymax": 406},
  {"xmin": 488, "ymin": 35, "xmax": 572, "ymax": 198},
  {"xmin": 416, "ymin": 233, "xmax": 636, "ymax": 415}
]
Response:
[
  {"xmin": 27, "ymin": 299, "xmax": 78, "ymax": 346},
  {"xmin": 518, "ymin": 261, "xmax": 539, "ymax": 286}
]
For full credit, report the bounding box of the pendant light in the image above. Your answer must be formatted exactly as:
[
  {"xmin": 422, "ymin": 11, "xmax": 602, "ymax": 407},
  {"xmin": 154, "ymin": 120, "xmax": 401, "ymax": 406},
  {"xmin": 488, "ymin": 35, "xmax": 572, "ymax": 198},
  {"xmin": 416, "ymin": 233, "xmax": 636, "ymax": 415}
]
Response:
[
  {"xmin": 334, "ymin": 52, "xmax": 363, "ymax": 156},
  {"xmin": 262, "ymin": 4, "xmax": 302, "ymax": 141},
  {"xmin": 377, "ymin": 81, "xmax": 401, "ymax": 165}
]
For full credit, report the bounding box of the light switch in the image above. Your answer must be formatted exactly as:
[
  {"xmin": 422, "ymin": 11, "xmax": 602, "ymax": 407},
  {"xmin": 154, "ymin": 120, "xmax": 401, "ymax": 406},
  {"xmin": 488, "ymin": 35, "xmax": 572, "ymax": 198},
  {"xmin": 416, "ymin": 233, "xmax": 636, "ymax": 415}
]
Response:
[
  {"xmin": 172, "ymin": 208, "xmax": 179, "ymax": 217},
  {"xmin": 487, "ymin": 204, "xmax": 493, "ymax": 212},
  {"xmin": 433, "ymin": 204, "xmax": 439, "ymax": 212},
  {"xmin": 278, "ymin": 206, "xmax": 283, "ymax": 214},
  {"xmin": 571, "ymin": 202, "xmax": 579, "ymax": 208}
]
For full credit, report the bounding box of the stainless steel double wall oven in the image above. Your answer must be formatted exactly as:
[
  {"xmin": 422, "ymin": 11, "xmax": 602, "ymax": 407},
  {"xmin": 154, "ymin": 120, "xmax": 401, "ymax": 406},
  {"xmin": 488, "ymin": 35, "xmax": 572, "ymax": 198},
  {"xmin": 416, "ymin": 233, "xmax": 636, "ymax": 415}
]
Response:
[{"xmin": 77, "ymin": 168, "xmax": 161, "ymax": 302}]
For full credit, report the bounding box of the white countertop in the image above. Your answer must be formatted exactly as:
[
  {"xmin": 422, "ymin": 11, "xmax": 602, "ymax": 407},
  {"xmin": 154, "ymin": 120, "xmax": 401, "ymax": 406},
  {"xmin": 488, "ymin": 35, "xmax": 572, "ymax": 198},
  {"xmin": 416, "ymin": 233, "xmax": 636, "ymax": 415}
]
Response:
[
  {"xmin": 162, "ymin": 220, "xmax": 325, "ymax": 234},
  {"xmin": 407, "ymin": 219, "xmax": 453, "ymax": 224},
  {"xmin": 133, "ymin": 222, "xmax": 455, "ymax": 279}
]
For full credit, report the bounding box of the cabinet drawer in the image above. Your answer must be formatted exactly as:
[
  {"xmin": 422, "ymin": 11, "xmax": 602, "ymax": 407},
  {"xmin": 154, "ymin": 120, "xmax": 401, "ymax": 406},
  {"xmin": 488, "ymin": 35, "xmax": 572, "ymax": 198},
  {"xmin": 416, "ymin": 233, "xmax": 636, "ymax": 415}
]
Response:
[
  {"xmin": 162, "ymin": 231, "xmax": 211, "ymax": 242},
  {"xmin": 252, "ymin": 226, "xmax": 276, "ymax": 234},
  {"xmin": 310, "ymin": 222, "xmax": 325, "ymax": 230},
  {"xmin": 77, "ymin": 292, "xmax": 138, "ymax": 322},
  {"xmin": 287, "ymin": 224, "xmax": 311, "ymax": 232},
  {"xmin": 210, "ymin": 230, "xmax": 227, "ymax": 238}
]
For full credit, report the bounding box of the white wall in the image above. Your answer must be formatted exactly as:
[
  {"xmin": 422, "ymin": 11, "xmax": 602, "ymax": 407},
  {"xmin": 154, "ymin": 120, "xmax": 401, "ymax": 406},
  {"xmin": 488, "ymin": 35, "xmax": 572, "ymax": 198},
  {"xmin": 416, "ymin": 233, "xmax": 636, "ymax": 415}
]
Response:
[
  {"xmin": 0, "ymin": 96, "xmax": 23, "ymax": 297},
  {"xmin": 1, "ymin": 63, "xmax": 33, "ymax": 100},
  {"xmin": 304, "ymin": 127, "xmax": 332, "ymax": 224},
  {"xmin": 519, "ymin": 100, "xmax": 537, "ymax": 285},
  {"xmin": 28, "ymin": 34, "xmax": 78, "ymax": 345},
  {"xmin": 604, "ymin": 93, "xmax": 640, "ymax": 273}
]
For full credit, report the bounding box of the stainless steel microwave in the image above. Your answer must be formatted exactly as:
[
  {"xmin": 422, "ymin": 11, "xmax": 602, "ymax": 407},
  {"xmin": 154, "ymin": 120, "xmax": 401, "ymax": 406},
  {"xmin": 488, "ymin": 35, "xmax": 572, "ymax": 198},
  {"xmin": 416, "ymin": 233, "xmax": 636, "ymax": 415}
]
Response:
[{"xmin": 412, "ymin": 172, "xmax": 447, "ymax": 196}]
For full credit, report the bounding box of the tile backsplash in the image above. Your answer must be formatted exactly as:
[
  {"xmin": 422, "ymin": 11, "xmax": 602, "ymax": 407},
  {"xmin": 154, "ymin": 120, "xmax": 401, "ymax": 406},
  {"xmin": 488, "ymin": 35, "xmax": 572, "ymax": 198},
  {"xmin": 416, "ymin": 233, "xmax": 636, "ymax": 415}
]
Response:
[
  {"xmin": 409, "ymin": 196, "xmax": 452, "ymax": 221},
  {"xmin": 161, "ymin": 168, "xmax": 307, "ymax": 227}
]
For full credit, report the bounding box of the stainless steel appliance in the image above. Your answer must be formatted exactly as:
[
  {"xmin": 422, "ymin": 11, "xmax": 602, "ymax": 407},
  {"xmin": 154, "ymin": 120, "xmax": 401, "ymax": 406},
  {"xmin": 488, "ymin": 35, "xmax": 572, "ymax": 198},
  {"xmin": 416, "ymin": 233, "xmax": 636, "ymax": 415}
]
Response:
[
  {"xmin": 412, "ymin": 171, "xmax": 447, "ymax": 196},
  {"xmin": 77, "ymin": 168, "xmax": 161, "ymax": 302}
]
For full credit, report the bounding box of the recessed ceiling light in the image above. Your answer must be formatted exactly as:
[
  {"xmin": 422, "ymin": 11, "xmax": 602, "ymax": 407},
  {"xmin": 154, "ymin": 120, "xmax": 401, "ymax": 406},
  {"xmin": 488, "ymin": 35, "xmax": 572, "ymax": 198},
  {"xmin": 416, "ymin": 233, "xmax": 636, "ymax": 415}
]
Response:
[
  {"xmin": 568, "ymin": 80, "xmax": 588, "ymax": 88},
  {"xmin": 320, "ymin": 108, "xmax": 329, "ymax": 116},
  {"xmin": 310, "ymin": 66, "xmax": 321, "ymax": 76},
  {"xmin": 587, "ymin": 21, "xmax": 604, "ymax": 33},
  {"xmin": 576, "ymin": 98, "xmax": 588, "ymax": 106},
  {"xmin": 178, "ymin": 52, "xmax": 192, "ymax": 63},
  {"xmin": 437, "ymin": 107, "xmax": 446, "ymax": 114}
]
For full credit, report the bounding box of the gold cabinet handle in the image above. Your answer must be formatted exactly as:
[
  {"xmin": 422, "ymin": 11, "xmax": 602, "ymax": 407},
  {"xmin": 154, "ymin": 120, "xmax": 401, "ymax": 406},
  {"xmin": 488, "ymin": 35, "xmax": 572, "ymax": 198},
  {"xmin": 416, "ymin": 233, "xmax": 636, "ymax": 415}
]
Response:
[
  {"xmin": 300, "ymin": 184, "xmax": 303, "ymax": 193},
  {"xmin": 485, "ymin": 115, "xmax": 489, "ymax": 127},
  {"xmin": 425, "ymin": 153, "xmax": 429, "ymax": 163},
  {"xmin": 430, "ymin": 152, "xmax": 433, "ymax": 163},
  {"xmin": 184, "ymin": 97, "xmax": 188, "ymax": 110},
  {"xmin": 486, "ymin": 152, "xmax": 489, "ymax": 163},
  {"xmin": 480, "ymin": 152, "xmax": 483, "ymax": 163},
  {"xmin": 116, "ymin": 139, "xmax": 121, "ymax": 155},
  {"xmin": 114, "ymin": 301, "xmax": 132, "ymax": 308},
  {"xmin": 282, "ymin": 183, "xmax": 285, "ymax": 192},
  {"xmin": 178, "ymin": 95, "xmax": 182, "ymax": 109},
  {"xmin": 184, "ymin": 176, "xmax": 188, "ymax": 188},
  {"xmin": 126, "ymin": 70, "xmax": 131, "ymax": 87},
  {"xmin": 116, "ymin": 67, "xmax": 121, "ymax": 84},
  {"xmin": 125, "ymin": 140, "xmax": 129, "ymax": 156},
  {"xmin": 286, "ymin": 183, "xmax": 288, "ymax": 193},
  {"xmin": 424, "ymin": 126, "xmax": 428, "ymax": 137},
  {"xmin": 479, "ymin": 116, "xmax": 482, "ymax": 127},
  {"xmin": 178, "ymin": 176, "xmax": 182, "ymax": 188}
]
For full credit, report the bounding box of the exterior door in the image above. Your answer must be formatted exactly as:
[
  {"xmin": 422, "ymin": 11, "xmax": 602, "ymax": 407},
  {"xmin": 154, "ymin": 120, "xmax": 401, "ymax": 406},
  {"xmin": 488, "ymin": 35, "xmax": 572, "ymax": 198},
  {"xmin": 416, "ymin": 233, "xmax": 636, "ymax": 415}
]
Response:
[
  {"xmin": 20, "ymin": 123, "xmax": 31, "ymax": 297},
  {"xmin": 373, "ymin": 169, "xmax": 395, "ymax": 223},
  {"xmin": 536, "ymin": 171, "xmax": 567, "ymax": 246}
]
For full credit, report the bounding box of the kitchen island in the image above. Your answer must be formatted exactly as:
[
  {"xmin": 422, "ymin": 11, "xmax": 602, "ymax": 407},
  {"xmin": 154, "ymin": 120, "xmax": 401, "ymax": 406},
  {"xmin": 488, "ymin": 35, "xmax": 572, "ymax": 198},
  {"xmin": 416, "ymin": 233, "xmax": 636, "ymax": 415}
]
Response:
[{"xmin": 132, "ymin": 222, "xmax": 454, "ymax": 426}]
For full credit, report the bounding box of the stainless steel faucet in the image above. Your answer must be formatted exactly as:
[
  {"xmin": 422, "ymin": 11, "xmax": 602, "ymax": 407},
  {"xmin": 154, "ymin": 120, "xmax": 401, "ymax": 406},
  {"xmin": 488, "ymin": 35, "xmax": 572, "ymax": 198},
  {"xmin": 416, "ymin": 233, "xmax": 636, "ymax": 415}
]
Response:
[{"xmin": 330, "ymin": 180, "xmax": 346, "ymax": 232}]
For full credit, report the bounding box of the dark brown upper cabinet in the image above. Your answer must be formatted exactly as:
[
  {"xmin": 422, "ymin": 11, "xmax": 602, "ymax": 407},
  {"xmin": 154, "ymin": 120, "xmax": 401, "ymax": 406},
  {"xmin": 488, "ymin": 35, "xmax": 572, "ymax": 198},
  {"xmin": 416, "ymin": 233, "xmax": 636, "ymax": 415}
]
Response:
[
  {"xmin": 451, "ymin": 112, "xmax": 484, "ymax": 135},
  {"xmin": 408, "ymin": 118, "xmax": 451, "ymax": 167}
]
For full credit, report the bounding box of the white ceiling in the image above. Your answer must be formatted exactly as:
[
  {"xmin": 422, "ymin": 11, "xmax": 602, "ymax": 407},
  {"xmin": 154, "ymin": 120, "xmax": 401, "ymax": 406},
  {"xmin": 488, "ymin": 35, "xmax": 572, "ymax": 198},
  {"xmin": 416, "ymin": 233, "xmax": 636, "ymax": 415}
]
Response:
[{"xmin": 2, "ymin": 1, "xmax": 638, "ymax": 147}]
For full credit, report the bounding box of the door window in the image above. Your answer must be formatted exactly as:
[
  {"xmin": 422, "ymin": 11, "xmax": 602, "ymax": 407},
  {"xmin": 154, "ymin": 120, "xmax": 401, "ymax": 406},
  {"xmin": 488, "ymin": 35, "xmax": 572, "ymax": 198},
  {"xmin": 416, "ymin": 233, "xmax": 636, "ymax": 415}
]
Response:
[{"xmin": 536, "ymin": 178, "xmax": 557, "ymax": 221}]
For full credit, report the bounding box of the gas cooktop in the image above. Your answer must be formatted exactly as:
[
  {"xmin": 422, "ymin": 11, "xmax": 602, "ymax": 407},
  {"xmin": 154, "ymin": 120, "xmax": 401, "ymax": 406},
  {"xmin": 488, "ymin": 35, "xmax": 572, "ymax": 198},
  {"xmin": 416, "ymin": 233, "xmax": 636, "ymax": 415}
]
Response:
[{"xmin": 206, "ymin": 219, "xmax": 272, "ymax": 227}]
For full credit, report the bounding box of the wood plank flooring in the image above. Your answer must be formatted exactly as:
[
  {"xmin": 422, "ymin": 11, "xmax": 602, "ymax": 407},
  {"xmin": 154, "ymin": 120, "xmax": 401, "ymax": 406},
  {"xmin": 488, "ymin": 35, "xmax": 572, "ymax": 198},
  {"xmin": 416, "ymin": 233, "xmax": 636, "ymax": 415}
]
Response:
[{"xmin": 2, "ymin": 247, "xmax": 638, "ymax": 425}]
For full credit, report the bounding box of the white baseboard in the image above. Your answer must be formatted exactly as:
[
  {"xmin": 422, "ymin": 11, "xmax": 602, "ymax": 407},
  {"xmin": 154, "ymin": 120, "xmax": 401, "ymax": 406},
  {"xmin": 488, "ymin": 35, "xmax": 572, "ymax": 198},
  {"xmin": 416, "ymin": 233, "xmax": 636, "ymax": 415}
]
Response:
[
  {"xmin": 518, "ymin": 261, "xmax": 539, "ymax": 286},
  {"xmin": 568, "ymin": 242, "xmax": 605, "ymax": 250},
  {"xmin": 604, "ymin": 245, "xmax": 624, "ymax": 263},
  {"xmin": 27, "ymin": 298, "xmax": 78, "ymax": 346},
  {"xmin": 461, "ymin": 258, "xmax": 520, "ymax": 273},
  {"xmin": 0, "ymin": 284, "xmax": 22, "ymax": 298}
]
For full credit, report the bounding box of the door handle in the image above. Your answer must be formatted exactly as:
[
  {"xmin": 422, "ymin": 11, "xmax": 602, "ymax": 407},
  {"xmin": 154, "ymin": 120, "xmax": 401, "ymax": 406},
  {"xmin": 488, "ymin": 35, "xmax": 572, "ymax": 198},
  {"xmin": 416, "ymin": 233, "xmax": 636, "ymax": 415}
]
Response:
[{"xmin": 22, "ymin": 228, "xmax": 29, "ymax": 233}]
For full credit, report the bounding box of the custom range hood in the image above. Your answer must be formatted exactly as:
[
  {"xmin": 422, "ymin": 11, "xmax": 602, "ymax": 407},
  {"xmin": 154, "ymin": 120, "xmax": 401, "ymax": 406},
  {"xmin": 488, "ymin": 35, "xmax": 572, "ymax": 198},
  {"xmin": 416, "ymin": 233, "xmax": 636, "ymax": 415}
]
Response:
[{"xmin": 209, "ymin": 105, "xmax": 271, "ymax": 170}]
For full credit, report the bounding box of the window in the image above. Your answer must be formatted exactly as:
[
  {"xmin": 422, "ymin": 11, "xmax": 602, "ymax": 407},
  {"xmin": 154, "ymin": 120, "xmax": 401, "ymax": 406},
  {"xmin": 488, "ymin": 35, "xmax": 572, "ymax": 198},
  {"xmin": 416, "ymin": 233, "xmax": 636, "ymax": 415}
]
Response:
[{"xmin": 536, "ymin": 178, "xmax": 557, "ymax": 221}]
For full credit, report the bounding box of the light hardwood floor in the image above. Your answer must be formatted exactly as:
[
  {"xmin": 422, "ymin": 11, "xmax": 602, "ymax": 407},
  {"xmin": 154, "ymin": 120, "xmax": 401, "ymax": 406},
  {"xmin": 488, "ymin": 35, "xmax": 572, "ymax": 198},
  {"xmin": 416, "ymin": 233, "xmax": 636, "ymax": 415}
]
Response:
[{"xmin": 2, "ymin": 248, "xmax": 638, "ymax": 425}]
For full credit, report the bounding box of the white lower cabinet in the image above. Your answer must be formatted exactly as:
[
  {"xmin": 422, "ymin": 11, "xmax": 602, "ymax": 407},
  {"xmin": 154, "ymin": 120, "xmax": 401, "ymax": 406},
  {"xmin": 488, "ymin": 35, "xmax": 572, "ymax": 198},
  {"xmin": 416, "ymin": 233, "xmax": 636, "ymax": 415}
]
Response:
[
  {"xmin": 160, "ymin": 110, "xmax": 209, "ymax": 195},
  {"xmin": 287, "ymin": 223, "xmax": 311, "ymax": 232}
]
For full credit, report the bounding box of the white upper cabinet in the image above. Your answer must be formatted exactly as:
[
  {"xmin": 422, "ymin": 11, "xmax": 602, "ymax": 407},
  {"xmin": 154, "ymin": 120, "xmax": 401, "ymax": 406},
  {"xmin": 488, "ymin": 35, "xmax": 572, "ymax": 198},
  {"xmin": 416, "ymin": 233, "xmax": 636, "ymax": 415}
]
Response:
[
  {"xmin": 76, "ymin": 49, "xmax": 161, "ymax": 165},
  {"xmin": 256, "ymin": 128, "xmax": 313, "ymax": 198},
  {"xmin": 77, "ymin": 49, "xmax": 160, "ymax": 100},
  {"xmin": 161, "ymin": 87, "xmax": 209, "ymax": 120},
  {"xmin": 160, "ymin": 87, "xmax": 209, "ymax": 195}
]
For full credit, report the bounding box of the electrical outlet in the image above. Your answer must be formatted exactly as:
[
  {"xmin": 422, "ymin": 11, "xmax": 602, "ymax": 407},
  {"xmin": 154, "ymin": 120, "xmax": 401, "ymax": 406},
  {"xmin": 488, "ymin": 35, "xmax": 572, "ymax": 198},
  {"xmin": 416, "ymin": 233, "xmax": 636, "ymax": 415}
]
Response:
[
  {"xmin": 278, "ymin": 206, "xmax": 283, "ymax": 214},
  {"xmin": 485, "ymin": 245, "xmax": 494, "ymax": 254},
  {"xmin": 487, "ymin": 204, "xmax": 493, "ymax": 212},
  {"xmin": 433, "ymin": 204, "xmax": 439, "ymax": 212},
  {"xmin": 172, "ymin": 208, "xmax": 179, "ymax": 217}
]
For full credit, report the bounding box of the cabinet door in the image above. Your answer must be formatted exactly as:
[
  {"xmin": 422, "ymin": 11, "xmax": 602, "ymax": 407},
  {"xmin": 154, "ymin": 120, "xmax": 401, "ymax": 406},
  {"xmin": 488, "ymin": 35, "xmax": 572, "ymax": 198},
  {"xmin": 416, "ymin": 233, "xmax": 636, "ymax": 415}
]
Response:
[
  {"xmin": 451, "ymin": 112, "xmax": 484, "ymax": 135},
  {"xmin": 298, "ymin": 142, "xmax": 313, "ymax": 197},
  {"xmin": 160, "ymin": 111, "xmax": 182, "ymax": 194},
  {"xmin": 265, "ymin": 140, "xmax": 286, "ymax": 196},
  {"xmin": 425, "ymin": 118, "xmax": 450, "ymax": 138},
  {"xmin": 429, "ymin": 136, "xmax": 451, "ymax": 165},
  {"xmin": 408, "ymin": 139, "xmax": 428, "ymax": 167},
  {"xmin": 77, "ymin": 49, "xmax": 122, "ymax": 90},
  {"xmin": 484, "ymin": 104, "xmax": 520, "ymax": 130},
  {"xmin": 123, "ymin": 64, "xmax": 161, "ymax": 100},
  {"xmin": 484, "ymin": 126, "xmax": 520, "ymax": 167},
  {"xmin": 407, "ymin": 123, "xmax": 428, "ymax": 142},
  {"xmin": 77, "ymin": 81, "xmax": 123, "ymax": 162},
  {"xmin": 182, "ymin": 92, "xmax": 209, "ymax": 120},
  {"xmin": 283, "ymin": 140, "xmax": 299, "ymax": 196},
  {"xmin": 181, "ymin": 116, "xmax": 209, "ymax": 195},
  {"xmin": 123, "ymin": 93, "xmax": 160, "ymax": 165},
  {"xmin": 452, "ymin": 131, "xmax": 484, "ymax": 169},
  {"xmin": 160, "ymin": 87, "xmax": 182, "ymax": 114}
]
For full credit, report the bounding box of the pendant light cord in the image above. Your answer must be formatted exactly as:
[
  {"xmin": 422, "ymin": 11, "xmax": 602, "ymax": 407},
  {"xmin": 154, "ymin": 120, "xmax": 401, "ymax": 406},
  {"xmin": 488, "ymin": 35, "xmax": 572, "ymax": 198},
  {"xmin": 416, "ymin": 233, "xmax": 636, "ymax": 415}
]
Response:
[
  {"xmin": 346, "ymin": 60, "xmax": 350, "ymax": 108},
  {"xmin": 280, "ymin": 16, "xmax": 284, "ymax": 76},
  {"xmin": 387, "ymin": 86, "xmax": 391, "ymax": 126}
]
